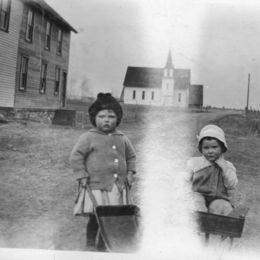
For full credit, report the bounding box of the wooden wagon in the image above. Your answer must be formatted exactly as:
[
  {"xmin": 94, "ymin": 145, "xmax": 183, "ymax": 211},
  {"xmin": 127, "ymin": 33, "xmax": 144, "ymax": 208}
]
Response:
[
  {"xmin": 196, "ymin": 205, "xmax": 249, "ymax": 245},
  {"xmin": 82, "ymin": 181, "xmax": 140, "ymax": 253}
]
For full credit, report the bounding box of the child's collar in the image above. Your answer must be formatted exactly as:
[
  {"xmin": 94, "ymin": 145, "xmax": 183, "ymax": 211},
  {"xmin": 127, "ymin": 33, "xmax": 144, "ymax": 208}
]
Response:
[
  {"xmin": 89, "ymin": 128, "xmax": 124, "ymax": 136},
  {"xmin": 190, "ymin": 156, "xmax": 213, "ymax": 173}
]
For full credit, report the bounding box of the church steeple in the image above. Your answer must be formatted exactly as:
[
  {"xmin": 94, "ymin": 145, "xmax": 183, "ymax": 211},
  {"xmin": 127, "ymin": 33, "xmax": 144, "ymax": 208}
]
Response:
[
  {"xmin": 163, "ymin": 50, "xmax": 174, "ymax": 78},
  {"xmin": 165, "ymin": 49, "xmax": 173, "ymax": 69},
  {"xmin": 162, "ymin": 49, "xmax": 175, "ymax": 106}
]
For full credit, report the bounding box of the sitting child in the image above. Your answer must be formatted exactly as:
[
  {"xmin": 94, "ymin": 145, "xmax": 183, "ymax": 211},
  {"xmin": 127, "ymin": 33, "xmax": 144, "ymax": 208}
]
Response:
[{"xmin": 187, "ymin": 124, "xmax": 238, "ymax": 215}]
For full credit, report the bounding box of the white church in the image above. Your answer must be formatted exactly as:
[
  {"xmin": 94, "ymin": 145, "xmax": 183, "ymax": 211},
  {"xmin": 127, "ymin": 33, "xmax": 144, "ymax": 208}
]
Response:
[{"xmin": 121, "ymin": 51, "xmax": 203, "ymax": 108}]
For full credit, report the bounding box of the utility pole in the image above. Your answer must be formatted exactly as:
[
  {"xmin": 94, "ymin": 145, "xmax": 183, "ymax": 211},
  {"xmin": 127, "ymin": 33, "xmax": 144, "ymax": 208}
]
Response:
[{"xmin": 246, "ymin": 73, "xmax": 250, "ymax": 112}]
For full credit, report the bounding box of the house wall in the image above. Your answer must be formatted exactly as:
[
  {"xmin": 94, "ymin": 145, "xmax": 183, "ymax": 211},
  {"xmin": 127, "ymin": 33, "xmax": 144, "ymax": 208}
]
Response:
[
  {"xmin": 14, "ymin": 4, "xmax": 71, "ymax": 109},
  {"xmin": 123, "ymin": 87, "xmax": 162, "ymax": 106},
  {"xmin": 0, "ymin": 0, "xmax": 23, "ymax": 107}
]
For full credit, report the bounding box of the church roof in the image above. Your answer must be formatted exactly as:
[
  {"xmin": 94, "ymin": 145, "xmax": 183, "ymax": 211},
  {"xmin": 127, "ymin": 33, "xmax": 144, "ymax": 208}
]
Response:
[
  {"xmin": 123, "ymin": 66, "xmax": 190, "ymax": 89},
  {"xmin": 123, "ymin": 67, "xmax": 163, "ymax": 88}
]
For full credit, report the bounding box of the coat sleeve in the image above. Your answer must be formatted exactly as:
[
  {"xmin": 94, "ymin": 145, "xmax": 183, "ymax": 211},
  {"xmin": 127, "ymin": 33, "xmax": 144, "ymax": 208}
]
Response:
[
  {"xmin": 216, "ymin": 158, "xmax": 238, "ymax": 189},
  {"xmin": 124, "ymin": 136, "xmax": 136, "ymax": 173},
  {"xmin": 223, "ymin": 161, "xmax": 238, "ymax": 189},
  {"xmin": 69, "ymin": 133, "xmax": 91, "ymax": 179}
]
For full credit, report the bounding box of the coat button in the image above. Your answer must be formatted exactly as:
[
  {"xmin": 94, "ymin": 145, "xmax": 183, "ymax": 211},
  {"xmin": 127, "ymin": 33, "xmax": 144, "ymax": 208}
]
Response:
[
  {"xmin": 112, "ymin": 145, "xmax": 116, "ymax": 149},
  {"xmin": 114, "ymin": 158, "xmax": 119, "ymax": 163}
]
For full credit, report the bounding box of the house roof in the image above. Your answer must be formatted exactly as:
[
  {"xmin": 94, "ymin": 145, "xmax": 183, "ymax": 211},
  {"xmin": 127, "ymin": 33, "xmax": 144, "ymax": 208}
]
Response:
[
  {"xmin": 123, "ymin": 66, "xmax": 190, "ymax": 90},
  {"xmin": 22, "ymin": 0, "xmax": 77, "ymax": 33}
]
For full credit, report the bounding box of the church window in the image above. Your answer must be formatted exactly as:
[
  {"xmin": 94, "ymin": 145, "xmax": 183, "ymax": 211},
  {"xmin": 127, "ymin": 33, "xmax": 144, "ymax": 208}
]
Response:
[
  {"xmin": 142, "ymin": 91, "xmax": 145, "ymax": 100},
  {"xmin": 151, "ymin": 91, "xmax": 154, "ymax": 100},
  {"xmin": 132, "ymin": 90, "xmax": 136, "ymax": 99},
  {"xmin": 178, "ymin": 93, "xmax": 182, "ymax": 102}
]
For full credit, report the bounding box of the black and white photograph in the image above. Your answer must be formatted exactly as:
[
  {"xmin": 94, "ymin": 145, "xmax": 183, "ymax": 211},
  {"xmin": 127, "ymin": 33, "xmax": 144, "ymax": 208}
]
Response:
[{"xmin": 1, "ymin": 0, "xmax": 260, "ymax": 259}]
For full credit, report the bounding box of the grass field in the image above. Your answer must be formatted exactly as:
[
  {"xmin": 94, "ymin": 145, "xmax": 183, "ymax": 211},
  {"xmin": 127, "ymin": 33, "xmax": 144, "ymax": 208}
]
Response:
[{"xmin": 0, "ymin": 109, "xmax": 260, "ymax": 254}]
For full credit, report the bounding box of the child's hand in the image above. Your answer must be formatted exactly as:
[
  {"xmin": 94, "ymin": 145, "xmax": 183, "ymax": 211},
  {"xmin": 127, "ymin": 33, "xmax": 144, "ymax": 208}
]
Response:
[
  {"xmin": 79, "ymin": 176, "xmax": 90, "ymax": 187},
  {"xmin": 215, "ymin": 157, "xmax": 238, "ymax": 188},
  {"xmin": 215, "ymin": 157, "xmax": 228, "ymax": 171},
  {"xmin": 127, "ymin": 171, "xmax": 135, "ymax": 187}
]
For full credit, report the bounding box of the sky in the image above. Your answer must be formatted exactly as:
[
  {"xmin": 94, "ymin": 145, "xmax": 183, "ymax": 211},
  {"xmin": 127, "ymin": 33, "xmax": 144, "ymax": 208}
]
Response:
[{"xmin": 46, "ymin": 0, "xmax": 260, "ymax": 109}]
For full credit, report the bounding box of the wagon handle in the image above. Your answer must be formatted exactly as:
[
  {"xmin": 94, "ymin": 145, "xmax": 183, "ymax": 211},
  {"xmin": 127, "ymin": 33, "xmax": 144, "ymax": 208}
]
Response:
[
  {"xmin": 125, "ymin": 182, "xmax": 131, "ymax": 205},
  {"xmin": 114, "ymin": 174, "xmax": 132, "ymax": 205},
  {"xmin": 77, "ymin": 177, "xmax": 99, "ymax": 209},
  {"xmin": 86, "ymin": 183, "xmax": 99, "ymax": 209},
  {"xmin": 77, "ymin": 178, "xmax": 111, "ymax": 250}
]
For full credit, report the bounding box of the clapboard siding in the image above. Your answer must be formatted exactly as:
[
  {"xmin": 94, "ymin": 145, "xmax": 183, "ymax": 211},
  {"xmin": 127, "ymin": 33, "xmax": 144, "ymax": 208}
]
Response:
[
  {"xmin": 15, "ymin": 49, "xmax": 66, "ymax": 108},
  {"xmin": 0, "ymin": 0, "xmax": 23, "ymax": 107},
  {"xmin": 14, "ymin": 4, "xmax": 71, "ymax": 108},
  {"xmin": 0, "ymin": 0, "xmax": 74, "ymax": 109}
]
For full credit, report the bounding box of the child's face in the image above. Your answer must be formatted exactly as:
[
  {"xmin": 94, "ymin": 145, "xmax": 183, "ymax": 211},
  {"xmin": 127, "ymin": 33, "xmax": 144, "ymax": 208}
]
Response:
[
  {"xmin": 201, "ymin": 138, "xmax": 222, "ymax": 162},
  {"xmin": 95, "ymin": 109, "xmax": 117, "ymax": 133}
]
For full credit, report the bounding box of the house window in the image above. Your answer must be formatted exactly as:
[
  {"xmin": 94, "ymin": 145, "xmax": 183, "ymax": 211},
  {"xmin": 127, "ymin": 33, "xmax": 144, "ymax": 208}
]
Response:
[
  {"xmin": 57, "ymin": 28, "xmax": 63, "ymax": 55},
  {"xmin": 25, "ymin": 9, "xmax": 34, "ymax": 42},
  {"xmin": 19, "ymin": 56, "xmax": 29, "ymax": 91},
  {"xmin": 151, "ymin": 91, "xmax": 154, "ymax": 100},
  {"xmin": 0, "ymin": 0, "xmax": 11, "ymax": 32},
  {"xmin": 169, "ymin": 69, "xmax": 173, "ymax": 77},
  {"xmin": 40, "ymin": 62, "xmax": 47, "ymax": 94},
  {"xmin": 45, "ymin": 20, "xmax": 51, "ymax": 50},
  {"xmin": 132, "ymin": 90, "xmax": 136, "ymax": 100},
  {"xmin": 142, "ymin": 91, "xmax": 145, "ymax": 100},
  {"xmin": 178, "ymin": 93, "xmax": 182, "ymax": 102},
  {"xmin": 54, "ymin": 66, "xmax": 60, "ymax": 95}
]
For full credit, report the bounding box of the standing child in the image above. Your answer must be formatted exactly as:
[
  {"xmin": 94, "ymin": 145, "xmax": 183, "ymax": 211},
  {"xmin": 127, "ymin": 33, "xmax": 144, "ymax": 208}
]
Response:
[
  {"xmin": 187, "ymin": 125, "xmax": 238, "ymax": 215},
  {"xmin": 70, "ymin": 93, "xmax": 136, "ymax": 250}
]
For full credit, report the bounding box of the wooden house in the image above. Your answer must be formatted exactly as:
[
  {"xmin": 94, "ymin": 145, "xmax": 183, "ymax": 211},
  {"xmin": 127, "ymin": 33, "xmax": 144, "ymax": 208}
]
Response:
[
  {"xmin": 0, "ymin": 0, "xmax": 77, "ymax": 109},
  {"xmin": 122, "ymin": 51, "xmax": 203, "ymax": 108}
]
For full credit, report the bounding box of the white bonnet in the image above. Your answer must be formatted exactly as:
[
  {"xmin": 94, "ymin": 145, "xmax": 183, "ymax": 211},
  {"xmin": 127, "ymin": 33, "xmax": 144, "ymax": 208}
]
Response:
[{"xmin": 197, "ymin": 124, "xmax": 228, "ymax": 152}]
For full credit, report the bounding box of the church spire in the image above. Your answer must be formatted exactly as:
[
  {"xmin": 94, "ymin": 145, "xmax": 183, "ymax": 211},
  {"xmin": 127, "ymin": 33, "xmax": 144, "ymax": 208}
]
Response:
[{"xmin": 165, "ymin": 49, "xmax": 173, "ymax": 68}]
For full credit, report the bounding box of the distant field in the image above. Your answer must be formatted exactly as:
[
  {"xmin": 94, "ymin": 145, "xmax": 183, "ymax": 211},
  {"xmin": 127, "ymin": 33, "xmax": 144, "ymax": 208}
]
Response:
[
  {"xmin": 0, "ymin": 109, "xmax": 259, "ymax": 253},
  {"xmin": 66, "ymin": 98, "xmax": 228, "ymax": 122}
]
